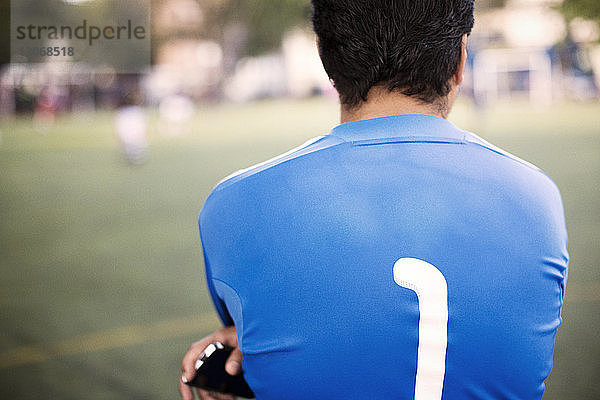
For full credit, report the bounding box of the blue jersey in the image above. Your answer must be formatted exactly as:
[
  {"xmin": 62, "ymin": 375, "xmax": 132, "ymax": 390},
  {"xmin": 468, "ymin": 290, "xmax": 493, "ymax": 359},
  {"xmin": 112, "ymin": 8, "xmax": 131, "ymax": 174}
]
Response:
[{"xmin": 198, "ymin": 114, "xmax": 568, "ymax": 400}]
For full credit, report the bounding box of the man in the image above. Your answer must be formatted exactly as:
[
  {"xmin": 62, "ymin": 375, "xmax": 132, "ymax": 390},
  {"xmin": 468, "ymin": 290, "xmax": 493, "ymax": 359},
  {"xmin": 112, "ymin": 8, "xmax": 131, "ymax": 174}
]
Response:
[{"xmin": 180, "ymin": 1, "xmax": 569, "ymax": 399}]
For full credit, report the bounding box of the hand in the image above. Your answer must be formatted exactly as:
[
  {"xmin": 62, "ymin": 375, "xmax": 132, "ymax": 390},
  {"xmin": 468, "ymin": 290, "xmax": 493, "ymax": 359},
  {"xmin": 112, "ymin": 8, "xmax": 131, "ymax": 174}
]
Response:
[{"xmin": 179, "ymin": 325, "xmax": 243, "ymax": 400}]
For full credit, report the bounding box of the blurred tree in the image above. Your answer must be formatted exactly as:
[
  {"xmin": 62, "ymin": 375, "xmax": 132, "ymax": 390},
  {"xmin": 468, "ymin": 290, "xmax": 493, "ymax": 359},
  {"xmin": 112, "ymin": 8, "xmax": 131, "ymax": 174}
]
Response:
[
  {"xmin": 561, "ymin": 0, "xmax": 600, "ymax": 22},
  {"xmin": 218, "ymin": 0, "xmax": 311, "ymax": 56},
  {"xmin": 0, "ymin": 0, "xmax": 9, "ymax": 66},
  {"xmin": 476, "ymin": 0, "xmax": 506, "ymax": 11}
]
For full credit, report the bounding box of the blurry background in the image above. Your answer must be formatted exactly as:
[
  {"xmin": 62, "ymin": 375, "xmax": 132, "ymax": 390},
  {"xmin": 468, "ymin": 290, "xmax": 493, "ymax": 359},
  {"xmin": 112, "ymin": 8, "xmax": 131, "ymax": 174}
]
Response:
[{"xmin": 0, "ymin": 0, "xmax": 598, "ymax": 398}]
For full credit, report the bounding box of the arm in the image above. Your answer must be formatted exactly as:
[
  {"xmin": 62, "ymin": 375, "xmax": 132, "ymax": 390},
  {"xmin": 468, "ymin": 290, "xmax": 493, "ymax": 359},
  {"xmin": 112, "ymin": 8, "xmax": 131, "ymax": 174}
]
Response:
[
  {"xmin": 200, "ymin": 225, "xmax": 234, "ymax": 326},
  {"xmin": 179, "ymin": 221, "xmax": 241, "ymax": 400}
]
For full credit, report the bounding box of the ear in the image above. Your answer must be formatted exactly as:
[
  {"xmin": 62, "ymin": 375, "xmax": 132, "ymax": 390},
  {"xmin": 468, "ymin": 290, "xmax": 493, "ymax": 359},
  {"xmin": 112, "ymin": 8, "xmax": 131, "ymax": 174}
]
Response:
[{"xmin": 453, "ymin": 34, "xmax": 468, "ymax": 86}]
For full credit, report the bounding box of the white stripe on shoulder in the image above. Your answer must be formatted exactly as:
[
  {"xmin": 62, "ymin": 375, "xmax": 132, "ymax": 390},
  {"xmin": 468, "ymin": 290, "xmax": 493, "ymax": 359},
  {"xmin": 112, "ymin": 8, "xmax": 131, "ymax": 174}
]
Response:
[
  {"xmin": 464, "ymin": 131, "xmax": 541, "ymax": 172},
  {"xmin": 215, "ymin": 135, "xmax": 326, "ymax": 187}
]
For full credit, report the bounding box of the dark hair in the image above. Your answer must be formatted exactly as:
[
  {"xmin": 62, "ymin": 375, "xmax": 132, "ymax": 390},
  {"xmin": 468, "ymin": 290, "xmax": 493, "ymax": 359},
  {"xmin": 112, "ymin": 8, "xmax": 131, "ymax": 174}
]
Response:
[{"xmin": 311, "ymin": 0, "xmax": 474, "ymax": 108}]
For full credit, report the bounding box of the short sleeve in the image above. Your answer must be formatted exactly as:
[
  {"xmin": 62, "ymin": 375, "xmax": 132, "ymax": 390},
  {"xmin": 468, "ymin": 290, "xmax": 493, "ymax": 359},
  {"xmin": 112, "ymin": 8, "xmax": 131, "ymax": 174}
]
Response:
[{"xmin": 199, "ymin": 223, "xmax": 234, "ymax": 326}]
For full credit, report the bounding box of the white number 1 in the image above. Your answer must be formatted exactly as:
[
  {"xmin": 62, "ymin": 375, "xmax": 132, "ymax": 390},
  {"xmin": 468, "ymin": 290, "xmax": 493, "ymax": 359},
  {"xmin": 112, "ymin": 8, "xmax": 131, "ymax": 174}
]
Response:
[{"xmin": 393, "ymin": 258, "xmax": 449, "ymax": 400}]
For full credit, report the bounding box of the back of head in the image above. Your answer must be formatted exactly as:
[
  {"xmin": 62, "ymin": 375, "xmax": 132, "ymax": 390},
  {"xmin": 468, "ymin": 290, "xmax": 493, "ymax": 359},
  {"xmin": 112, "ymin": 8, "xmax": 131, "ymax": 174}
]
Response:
[{"xmin": 311, "ymin": 0, "xmax": 475, "ymax": 108}]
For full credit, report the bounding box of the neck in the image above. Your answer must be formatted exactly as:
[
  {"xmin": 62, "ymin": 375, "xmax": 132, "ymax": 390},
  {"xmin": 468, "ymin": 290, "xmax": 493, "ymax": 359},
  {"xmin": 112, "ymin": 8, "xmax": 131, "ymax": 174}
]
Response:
[{"xmin": 340, "ymin": 86, "xmax": 451, "ymax": 124}]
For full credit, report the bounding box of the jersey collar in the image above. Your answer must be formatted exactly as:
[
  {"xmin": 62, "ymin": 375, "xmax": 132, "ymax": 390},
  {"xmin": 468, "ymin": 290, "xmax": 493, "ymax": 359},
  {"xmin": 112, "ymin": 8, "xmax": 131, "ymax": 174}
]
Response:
[{"xmin": 327, "ymin": 114, "xmax": 467, "ymax": 143}]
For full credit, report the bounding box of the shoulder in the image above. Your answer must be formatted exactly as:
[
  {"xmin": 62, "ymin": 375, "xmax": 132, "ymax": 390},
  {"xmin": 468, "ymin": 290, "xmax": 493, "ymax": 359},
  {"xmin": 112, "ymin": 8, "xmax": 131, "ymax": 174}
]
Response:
[
  {"xmin": 199, "ymin": 134, "xmax": 343, "ymax": 221},
  {"xmin": 212, "ymin": 134, "xmax": 342, "ymax": 193},
  {"xmin": 462, "ymin": 130, "xmax": 561, "ymax": 193}
]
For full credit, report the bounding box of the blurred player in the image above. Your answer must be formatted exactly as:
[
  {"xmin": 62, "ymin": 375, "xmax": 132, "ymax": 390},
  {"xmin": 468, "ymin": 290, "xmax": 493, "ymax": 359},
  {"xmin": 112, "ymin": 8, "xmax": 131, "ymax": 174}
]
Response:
[
  {"xmin": 33, "ymin": 85, "xmax": 61, "ymax": 132},
  {"xmin": 180, "ymin": 1, "xmax": 568, "ymax": 399},
  {"xmin": 115, "ymin": 89, "xmax": 148, "ymax": 164}
]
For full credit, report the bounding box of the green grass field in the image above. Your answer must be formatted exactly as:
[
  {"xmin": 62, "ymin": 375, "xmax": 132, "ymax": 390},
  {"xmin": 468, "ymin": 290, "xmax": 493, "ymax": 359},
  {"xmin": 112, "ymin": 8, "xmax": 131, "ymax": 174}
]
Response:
[{"xmin": 0, "ymin": 97, "xmax": 598, "ymax": 399}]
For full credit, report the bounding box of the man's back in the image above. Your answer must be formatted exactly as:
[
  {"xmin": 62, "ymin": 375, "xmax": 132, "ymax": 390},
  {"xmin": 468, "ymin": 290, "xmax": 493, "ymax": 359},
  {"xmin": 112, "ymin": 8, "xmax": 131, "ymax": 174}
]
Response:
[{"xmin": 199, "ymin": 114, "xmax": 568, "ymax": 399}]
